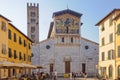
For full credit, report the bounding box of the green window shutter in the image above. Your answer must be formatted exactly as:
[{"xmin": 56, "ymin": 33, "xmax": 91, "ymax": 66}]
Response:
[
  {"xmin": 117, "ymin": 24, "xmax": 120, "ymax": 35},
  {"xmin": 118, "ymin": 46, "xmax": 120, "ymax": 57}
]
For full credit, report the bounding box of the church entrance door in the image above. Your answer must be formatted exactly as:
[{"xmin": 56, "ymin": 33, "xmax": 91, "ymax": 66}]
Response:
[
  {"xmin": 65, "ymin": 61, "xmax": 70, "ymax": 73},
  {"xmin": 50, "ymin": 64, "xmax": 53, "ymax": 72},
  {"xmin": 82, "ymin": 63, "xmax": 86, "ymax": 73}
]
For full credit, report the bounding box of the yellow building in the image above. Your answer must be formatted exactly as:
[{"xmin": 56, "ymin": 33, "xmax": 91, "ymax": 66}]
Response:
[
  {"xmin": 0, "ymin": 14, "xmax": 33, "ymax": 79},
  {"xmin": 96, "ymin": 9, "xmax": 120, "ymax": 79},
  {"xmin": 114, "ymin": 13, "xmax": 120, "ymax": 79},
  {"xmin": 0, "ymin": 15, "xmax": 10, "ymax": 79}
]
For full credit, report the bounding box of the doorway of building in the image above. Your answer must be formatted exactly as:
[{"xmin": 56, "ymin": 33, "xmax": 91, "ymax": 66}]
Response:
[
  {"xmin": 50, "ymin": 64, "xmax": 53, "ymax": 72},
  {"xmin": 65, "ymin": 61, "xmax": 70, "ymax": 73},
  {"xmin": 82, "ymin": 63, "xmax": 86, "ymax": 73},
  {"xmin": 8, "ymin": 68, "xmax": 11, "ymax": 77}
]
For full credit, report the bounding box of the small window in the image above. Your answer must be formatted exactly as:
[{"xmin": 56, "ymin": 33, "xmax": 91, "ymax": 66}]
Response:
[
  {"xmin": 31, "ymin": 12, "xmax": 36, "ymax": 17},
  {"xmin": 2, "ymin": 44, "xmax": 6, "ymax": 54},
  {"xmin": 14, "ymin": 50, "xmax": 17, "ymax": 59},
  {"xmin": 8, "ymin": 29, "xmax": 12, "ymax": 39},
  {"xmin": 24, "ymin": 54, "xmax": 26, "ymax": 61},
  {"xmin": 31, "ymin": 19, "xmax": 35, "ymax": 23},
  {"xmin": 24, "ymin": 40, "xmax": 26, "ymax": 47},
  {"xmin": 118, "ymin": 46, "xmax": 120, "ymax": 57},
  {"xmin": 71, "ymin": 37, "xmax": 73, "ymax": 43},
  {"xmin": 108, "ymin": 50, "xmax": 114, "ymax": 60},
  {"xmin": 28, "ymin": 55, "xmax": 31, "ymax": 62},
  {"xmin": 46, "ymin": 45, "xmax": 50, "ymax": 49},
  {"xmin": 14, "ymin": 33, "xmax": 17, "ymax": 42},
  {"xmin": 85, "ymin": 45, "xmax": 89, "ymax": 49},
  {"xmin": 1, "ymin": 21, "xmax": 6, "ymax": 31},
  {"xmin": 77, "ymin": 29, "xmax": 79, "ymax": 34},
  {"xmin": 117, "ymin": 24, "xmax": 120, "ymax": 35},
  {"xmin": 101, "ymin": 37, "xmax": 105, "ymax": 46},
  {"xmin": 31, "ymin": 34, "xmax": 35, "ymax": 39},
  {"xmin": 28, "ymin": 43, "xmax": 31, "ymax": 49},
  {"xmin": 109, "ymin": 17, "xmax": 113, "ymax": 26},
  {"xmin": 102, "ymin": 52, "xmax": 105, "ymax": 61},
  {"xmin": 8, "ymin": 48, "xmax": 12, "ymax": 58},
  {"xmin": 109, "ymin": 33, "xmax": 113, "ymax": 43},
  {"xmin": 19, "ymin": 37, "xmax": 22, "ymax": 45},
  {"xmin": 31, "ymin": 27, "xmax": 35, "ymax": 33},
  {"xmin": 62, "ymin": 37, "xmax": 64, "ymax": 42},
  {"xmin": 101, "ymin": 23, "xmax": 105, "ymax": 31},
  {"xmin": 19, "ymin": 52, "xmax": 22, "ymax": 60}
]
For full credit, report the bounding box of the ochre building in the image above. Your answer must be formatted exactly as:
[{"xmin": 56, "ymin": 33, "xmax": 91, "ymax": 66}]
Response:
[{"xmin": 0, "ymin": 14, "xmax": 33, "ymax": 79}]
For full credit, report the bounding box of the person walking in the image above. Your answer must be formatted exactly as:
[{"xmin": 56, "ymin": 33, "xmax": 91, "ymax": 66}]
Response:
[
  {"xmin": 70, "ymin": 72, "xmax": 72, "ymax": 80},
  {"xmin": 84, "ymin": 72, "xmax": 87, "ymax": 80},
  {"xmin": 54, "ymin": 70, "xmax": 57, "ymax": 80}
]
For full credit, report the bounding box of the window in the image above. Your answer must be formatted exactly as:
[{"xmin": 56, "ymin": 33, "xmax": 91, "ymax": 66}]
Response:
[
  {"xmin": 24, "ymin": 54, "xmax": 26, "ymax": 61},
  {"xmin": 19, "ymin": 52, "xmax": 22, "ymax": 60},
  {"xmin": 1, "ymin": 21, "xmax": 6, "ymax": 31},
  {"xmin": 101, "ymin": 23, "xmax": 105, "ymax": 31},
  {"xmin": 24, "ymin": 40, "xmax": 26, "ymax": 47},
  {"xmin": 109, "ymin": 66, "xmax": 113, "ymax": 78},
  {"xmin": 101, "ymin": 37, "xmax": 105, "ymax": 46},
  {"xmin": 14, "ymin": 50, "xmax": 17, "ymax": 59},
  {"xmin": 31, "ymin": 34, "xmax": 35, "ymax": 39},
  {"xmin": 31, "ymin": 19, "xmax": 35, "ymax": 23},
  {"xmin": 2, "ymin": 44, "xmax": 6, "ymax": 54},
  {"xmin": 62, "ymin": 37, "xmax": 64, "ymax": 42},
  {"xmin": 108, "ymin": 50, "xmax": 114, "ymax": 60},
  {"xmin": 13, "ymin": 68, "xmax": 16, "ymax": 76},
  {"xmin": 85, "ymin": 45, "xmax": 89, "ymax": 49},
  {"xmin": 109, "ymin": 17, "xmax": 113, "ymax": 26},
  {"xmin": 28, "ymin": 43, "xmax": 31, "ymax": 49},
  {"xmin": 118, "ymin": 46, "xmax": 120, "ymax": 57},
  {"xmin": 46, "ymin": 45, "xmax": 50, "ymax": 49},
  {"xmin": 19, "ymin": 37, "xmax": 22, "ymax": 44},
  {"xmin": 102, "ymin": 52, "xmax": 105, "ymax": 61},
  {"xmin": 28, "ymin": 55, "xmax": 31, "ymax": 62},
  {"xmin": 8, "ymin": 29, "xmax": 12, "ymax": 39},
  {"xmin": 8, "ymin": 48, "xmax": 12, "ymax": 58},
  {"xmin": 71, "ymin": 37, "xmax": 73, "ymax": 43},
  {"xmin": 14, "ymin": 33, "xmax": 16, "ymax": 42},
  {"xmin": 31, "ymin": 27, "xmax": 35, "ymax": 33},
  {"xmin": 77, "ymin": 29, "xmax": 79, "ymax": 34},
  {"xmin": 118, "ymin": 66, "xmax": 120, "ymax": 77},
  {"xmin": 109, "ymin": 33, "xmax": 113, "ymax": 43},
  {"xmin": 117, "ymin": 24, "xmax": 120, "ymax": 35},
  {"xmin": 101, "ymin": 67, "xmax": 106, "ymax": 76},
  {"xmin": 30, "ymin": 56, "xmax": 31, "ymax": 62},
  {"xmin": 31, "ymin": 12, "xmax": 36, "ymax": 17}
]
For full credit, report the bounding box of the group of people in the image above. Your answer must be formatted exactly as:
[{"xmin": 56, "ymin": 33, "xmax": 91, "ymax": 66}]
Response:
[
  {"xmin": 52, "ymin": 70, "xmax": 88, "ymax": 80},
  {"xmin": 70, "ymin": 72, "xmax": 87, "ymax": 80},
  {"xmin": 30, "ymin": 70, "xmax": 87, "ymax": 80}
]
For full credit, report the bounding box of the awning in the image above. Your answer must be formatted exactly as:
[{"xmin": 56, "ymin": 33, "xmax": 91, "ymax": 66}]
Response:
[
  {"xmin": 21, "ymin": 63, "xmax": 37, "ymax": 68},
  {"xmin": 36, "ymin": 65, "xmax": 46, "ymax": 69},
  {"xmin": 0, "ymin": 61, "xmax": 19, "ymax": 67}
]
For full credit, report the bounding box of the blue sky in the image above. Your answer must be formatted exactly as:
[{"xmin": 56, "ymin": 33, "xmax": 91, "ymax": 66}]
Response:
[{"xmin": 0, "ymin": 0, "xmax": 120, "ymax": 43}]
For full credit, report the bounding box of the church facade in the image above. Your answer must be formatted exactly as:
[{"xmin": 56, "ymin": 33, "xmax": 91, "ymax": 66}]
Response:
[{"xmin": 32, "ymin": 9, "xmax": 98, "ymax": 77}]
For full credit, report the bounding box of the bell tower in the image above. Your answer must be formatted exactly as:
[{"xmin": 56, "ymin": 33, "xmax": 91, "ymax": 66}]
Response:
[{"xmin": 27, "ymin": 3, "xmax": 39, "ymax": 43}]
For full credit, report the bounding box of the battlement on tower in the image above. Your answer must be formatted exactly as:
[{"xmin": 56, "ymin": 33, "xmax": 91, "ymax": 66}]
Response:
[{"xmin": 27, "ymin": 3, "xmax": 39, "ymax": 8}]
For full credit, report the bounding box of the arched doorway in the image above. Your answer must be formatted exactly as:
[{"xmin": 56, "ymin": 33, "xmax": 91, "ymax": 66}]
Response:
[{"xmin": 108, "ymin": 65, "xmax": 113, "ymax": 78}]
